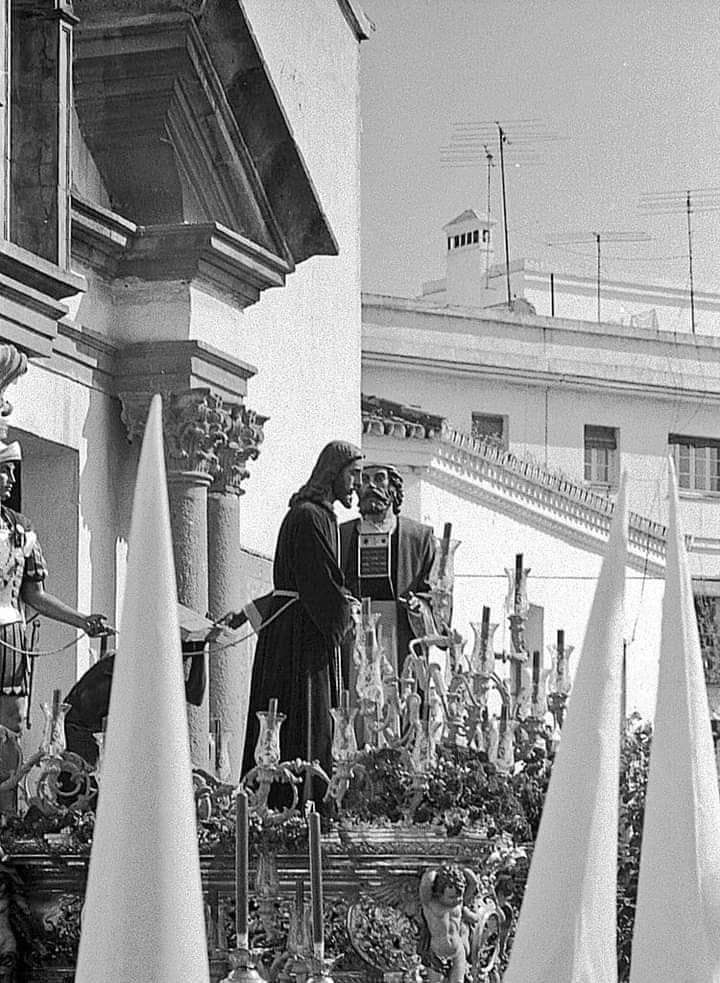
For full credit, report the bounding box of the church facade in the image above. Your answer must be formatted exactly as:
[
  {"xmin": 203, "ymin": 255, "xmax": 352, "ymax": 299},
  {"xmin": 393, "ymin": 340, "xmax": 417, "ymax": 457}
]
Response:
[{"xmin": 0, "ymin": 0, "xmax": 370, "ymax": 774}]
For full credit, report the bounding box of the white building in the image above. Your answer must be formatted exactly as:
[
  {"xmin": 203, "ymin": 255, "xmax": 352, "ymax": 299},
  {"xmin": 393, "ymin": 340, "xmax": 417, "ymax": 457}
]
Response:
[
  {"xmin": 362, "ymin": 213, "xmax": 720, "ymax": 720},
  {"xmin": 421, "ymin": 208, "xmax": 720, "ymax": 336}
]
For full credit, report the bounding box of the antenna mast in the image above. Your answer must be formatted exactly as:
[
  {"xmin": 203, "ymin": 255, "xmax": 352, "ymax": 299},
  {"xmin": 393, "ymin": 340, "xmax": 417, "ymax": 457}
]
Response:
[
  {"xmin": 640, "ymin": 186, "xmax": 720, "ymax": 334},
  {"xmin": 497, "ymin": 123, "xmax": 512, "ymax": 306},
  {"xmin": 686, "ymin": 191, "xmax": 695, "ymax": 334},
  {"xmin": 548, "ymin": 231, "xmax": 651, "ymax": 323},
  {"xmin": 483, "ymin": 144, "xmax": 494, "ymax": 288}
]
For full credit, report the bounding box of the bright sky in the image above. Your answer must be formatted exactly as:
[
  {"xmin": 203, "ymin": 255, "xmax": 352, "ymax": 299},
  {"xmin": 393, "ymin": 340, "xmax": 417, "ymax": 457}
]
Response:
[{"xmin": 360, "ymin": 1, "xmax": 720, "ymax": 299}]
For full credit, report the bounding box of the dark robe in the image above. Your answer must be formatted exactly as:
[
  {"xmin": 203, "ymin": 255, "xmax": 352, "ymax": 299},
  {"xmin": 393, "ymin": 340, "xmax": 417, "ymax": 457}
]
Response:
[
  {"xmin": 241, "ymin": 499, "xmax": 354, "ymax": 781},
  {"xmin": 340, "ymin": 515, "xmax": 436, "ymax": 672}
]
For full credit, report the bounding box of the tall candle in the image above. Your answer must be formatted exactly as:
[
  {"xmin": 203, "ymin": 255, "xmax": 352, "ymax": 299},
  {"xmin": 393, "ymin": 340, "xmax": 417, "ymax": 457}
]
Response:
[
  {"xmin": 308, "ymin": 808, "xmax": 324, "ymax": 953},
  {"xmin": 513, "ymin": 660, "xmax": 522, "ymax": 700},
  {"xmin": 438, "ymin": 522, "xmax": 452, "ymax": 578},
  {"xmin": 481, "ymin": 606, "xmax": 490, "ymax": 647},
  {"xmin": 514, "ymin": 554, "xmax": 523, "ymax": 609},
  {"xmin": 235, "ymin": 789, "xmax": 249, "ymax": 949}
]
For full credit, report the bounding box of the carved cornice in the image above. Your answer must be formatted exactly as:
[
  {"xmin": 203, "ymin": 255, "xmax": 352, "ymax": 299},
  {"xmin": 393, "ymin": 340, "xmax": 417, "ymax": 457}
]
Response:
[
  {"xmin": 0, "ymin": 240, "xmax": 86, "ymax": 357},
  {"xmin": 113, "ymin": 339, "xmax": 256, "ymax": 406},
  {"xmin": 71, "ymin": 196, "xmax": 291, "ymax": 306},
  {"xmin": 362, "ymin": 394, "xmax": 447, "ymax": 439}
]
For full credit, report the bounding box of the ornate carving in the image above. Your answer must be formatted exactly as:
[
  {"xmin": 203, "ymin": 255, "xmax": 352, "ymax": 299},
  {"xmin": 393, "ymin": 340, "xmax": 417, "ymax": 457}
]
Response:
[
  {"xmin": 119, "ymin": 389, "xmax": 266, "ymax": 488},
  {"xmin": 163, "ymin": 390, "xmax": 226, "ymax": 478},
  {"xmin": 0, "ymin": 346, "xmax": 27, "ymax": 438},
  {"xmin": 211, "ymin": 403, "xmax": 267, "ymax": 496}
]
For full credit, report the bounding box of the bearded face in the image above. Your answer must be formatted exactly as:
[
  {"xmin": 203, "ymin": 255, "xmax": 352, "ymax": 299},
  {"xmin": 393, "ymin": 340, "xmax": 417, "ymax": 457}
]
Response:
[{"xmin": 358, "ymin": 467, "xmax": 398, "ymax": 518}]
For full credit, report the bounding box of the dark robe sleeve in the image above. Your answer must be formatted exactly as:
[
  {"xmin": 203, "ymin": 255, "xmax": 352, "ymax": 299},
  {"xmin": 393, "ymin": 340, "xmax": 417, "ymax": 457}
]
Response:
[
  {"xmin": 416, "ymin": 525, "xmax": 436, "ymax": 594},
  {"xmin": 339, "ymin": 520, "xmax": 360, "ymax": 598},
  {"xmin": 397, "ymin": 518, "xmax": 437, "ymax": 597},
  {"xmin": 292, "ymin": 505, "xmax": 353, "ymax": 647}
]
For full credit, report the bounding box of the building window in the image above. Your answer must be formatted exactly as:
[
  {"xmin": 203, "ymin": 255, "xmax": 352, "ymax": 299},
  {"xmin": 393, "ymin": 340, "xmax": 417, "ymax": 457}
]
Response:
[
  {"xmin": 584, "ymin": 425, "xmax": 618, "ymax": 485},
  {"xmin": 472, "ymin": 229, "xmax": 479, "ymax": 244},
  {"xmin": 453, "ymin": 235, "xmax": 460, "ymax": 248},
  {"xmin": 669, "ymin": 434, "xmax": 720, "ymax": 493},
  {"xmin": 482, "ymin": 228, "xmax": 489, "ymax": 243},
  {"xmin": 471, "ymin": 413, "xmax": 506, "ymax": 448},
  {"xmin": 447, "ymin": 237, "xmax": 452, "ymax": 250}
]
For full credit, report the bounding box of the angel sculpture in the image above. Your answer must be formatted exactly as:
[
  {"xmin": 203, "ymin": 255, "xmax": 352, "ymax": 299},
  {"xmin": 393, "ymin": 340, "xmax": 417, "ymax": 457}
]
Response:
[
  {"xmin": 419, "ymin": 865, "xmax": 482, "ymax": 983},
  {"xmin": 347, "ymin": 862, "xmax": 502, "ymax": 983}
]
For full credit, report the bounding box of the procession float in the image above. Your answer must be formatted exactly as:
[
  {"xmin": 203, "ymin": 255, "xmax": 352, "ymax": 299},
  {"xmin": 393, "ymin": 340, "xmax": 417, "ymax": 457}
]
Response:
[{"xmin": 0, "ymin": 534, "xmax": 649, "ymax": 983}]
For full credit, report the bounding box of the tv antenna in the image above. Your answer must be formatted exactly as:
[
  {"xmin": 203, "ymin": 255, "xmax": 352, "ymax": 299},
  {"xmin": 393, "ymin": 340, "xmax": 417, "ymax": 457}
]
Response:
[
  {"xmin": 547, "ymin": 231, "xmax": 651, "ymax": 323},
  {"xmin": 441, "ymin": 119, "xmax": 558, "ymax": 307},
  {"xmin": 640, "ymin": 187, "xmax": 720, "ymax": 334},
  {"xmin": 482, "ymin": 144, "xmax": 495, "ymax": 287}
]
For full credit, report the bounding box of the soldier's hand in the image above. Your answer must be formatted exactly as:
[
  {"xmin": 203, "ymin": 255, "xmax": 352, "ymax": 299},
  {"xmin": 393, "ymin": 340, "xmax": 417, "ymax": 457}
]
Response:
[{"xmin": 85, "ymin": 614, "xmax": 114, "ymax": 637}]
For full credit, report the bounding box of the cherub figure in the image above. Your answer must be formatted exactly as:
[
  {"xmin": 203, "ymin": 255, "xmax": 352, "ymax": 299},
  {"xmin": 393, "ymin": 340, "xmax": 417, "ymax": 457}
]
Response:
[{"xmin": 419, "ymin": 864, "xmax": 481, "ymax": 983}]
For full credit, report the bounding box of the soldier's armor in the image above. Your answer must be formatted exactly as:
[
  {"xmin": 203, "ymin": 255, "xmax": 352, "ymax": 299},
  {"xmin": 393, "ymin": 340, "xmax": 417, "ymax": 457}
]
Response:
[{"xmin": 0, "ymin": 508, "xmax": 40, "ymax": 696}]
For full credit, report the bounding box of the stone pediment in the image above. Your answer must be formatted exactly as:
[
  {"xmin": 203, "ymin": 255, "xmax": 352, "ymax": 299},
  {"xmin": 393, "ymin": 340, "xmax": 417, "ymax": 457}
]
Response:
[{"xmin": 73, "ymin": 0, "xmax": 337, "ymax": 268}]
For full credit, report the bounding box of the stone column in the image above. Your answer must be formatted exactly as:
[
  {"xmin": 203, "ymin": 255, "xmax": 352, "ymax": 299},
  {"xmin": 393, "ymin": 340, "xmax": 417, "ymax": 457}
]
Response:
[
  {"xmin": 11, "ymin": 0, "xmax": 75, "ymax": 266},
  {"xmin": 120, "ymin": 389, "xmax": 229, "ymax": 770},
  {"xmin": 207, "ymin": 404, "xmax": 266, "ymax": 780}
]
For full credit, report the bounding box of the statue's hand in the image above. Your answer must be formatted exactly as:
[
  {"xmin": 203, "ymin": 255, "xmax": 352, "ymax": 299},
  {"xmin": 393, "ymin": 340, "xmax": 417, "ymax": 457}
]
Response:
[
  {"xmin": 85, "ymin": 614, "xmax": 114, "ymax": 638},
  {"xmin": 405, "ymin": 592, "xmax": 422, "ymax": 613}
]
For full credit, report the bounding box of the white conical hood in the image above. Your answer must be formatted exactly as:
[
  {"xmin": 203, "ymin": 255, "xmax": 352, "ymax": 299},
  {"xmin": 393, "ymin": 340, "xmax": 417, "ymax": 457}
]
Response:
[
  {"xmin": 75, "ymin": 395, "xmax": 210, "ymax": 983},
  {"xmin": 629, "ymin": 461, "xmax": 720, "ymax": 982},
  {"xmin": 504, "ymin": 475, "xmax": 627, "ymax": 983}
]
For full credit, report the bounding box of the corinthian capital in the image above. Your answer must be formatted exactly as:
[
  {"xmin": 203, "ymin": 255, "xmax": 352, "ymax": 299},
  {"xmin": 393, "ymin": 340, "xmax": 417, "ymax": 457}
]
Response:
[
  {"xmin": 211, "ymin": 403, "xmax": 268, "ymax": 496},
  {"xmin": 119, "ymin": 389, "xmax": 232, "ymax": 480}
]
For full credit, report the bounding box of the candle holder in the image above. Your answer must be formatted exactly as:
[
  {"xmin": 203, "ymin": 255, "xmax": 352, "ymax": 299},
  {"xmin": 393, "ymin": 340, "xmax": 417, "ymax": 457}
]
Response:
[
  {"xmin": 243, "ymin": 700, "xmax": 309, "ymax": 819},
  {"xmin": 306, "ymin": 950, "xmax": 336, "ymax": 983},
  {"xmin": 469, "ymin": 614, "xmax": 499, "ymax": 680},
  {"xmin": 496, "ymin": 715, "xmax": 516, "ymax": 774},
  {"xmin": 221, "ymin": 946, "xmax": 264, "ymax": 983},
  {"xmin": 428, "ymin": 529, "xmax": 461, "ymax": 632},
  {"xmin": 39, "ymin": 693, "xmax": 71, "ymax": 757},
  {"xmin": 326, "ymin": 695, "xmax": 361, "ymax": 808},
  {"xmin": 354, "ymin": 608, "xmax": 385, "ymax": 748}
]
